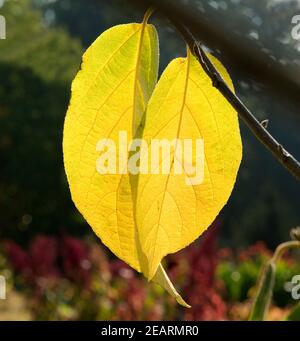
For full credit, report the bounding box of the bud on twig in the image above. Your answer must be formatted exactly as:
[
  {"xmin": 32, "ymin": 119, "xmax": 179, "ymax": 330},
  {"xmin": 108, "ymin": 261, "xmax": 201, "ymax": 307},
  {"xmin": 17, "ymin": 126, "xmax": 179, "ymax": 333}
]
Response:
[{"xmin": 290, "ymin": 227, "xmax": 300, "ymax": 241}]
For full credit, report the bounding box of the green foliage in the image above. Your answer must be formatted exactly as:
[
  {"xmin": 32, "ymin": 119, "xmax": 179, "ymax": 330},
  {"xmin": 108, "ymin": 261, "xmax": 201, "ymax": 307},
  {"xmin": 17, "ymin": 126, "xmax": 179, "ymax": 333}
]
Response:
[
  {"xmin": 0, "ymin": 0, "xmax": 83, "ymax": 82},
  {"xmin": 217, "ymin": 245, "xmax": 300, "ymax": 308},
  {"xmin": 0, "ymin": 0, "xmax": 84, "ymax": 241},
  {"xmin": 0, "ymin": 63, "xmax": 73, "ymax": 241},
  {"xmin": 286, "ymin": 302, "xmax": 300, "ymax": 321},
  {"xmin": 217, "ymin": 259, "xmax": 260, "ymax": 302}
]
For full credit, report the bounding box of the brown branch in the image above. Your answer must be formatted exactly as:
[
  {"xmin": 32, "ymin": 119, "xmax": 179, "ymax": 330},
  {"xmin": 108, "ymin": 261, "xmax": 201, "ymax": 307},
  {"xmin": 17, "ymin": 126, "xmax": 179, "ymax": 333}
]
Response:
[
  {"xmin": 127, "ymin": 0, "xmax": 300, "ymax": 180},
  {"xmin": 170, "ymin": 22, "xmax": 300, "ymax": 181},
  {"xmin": 128, "ymin": 0, "xmax": 300, "ymax": 180},
  {"xmin": 135, "ymin": 0, "xmax": 300, "ymax": 107}
]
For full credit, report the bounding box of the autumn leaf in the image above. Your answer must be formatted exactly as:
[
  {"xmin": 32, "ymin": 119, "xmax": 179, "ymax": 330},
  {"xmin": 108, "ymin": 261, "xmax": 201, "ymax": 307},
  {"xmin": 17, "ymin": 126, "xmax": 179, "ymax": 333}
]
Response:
[
  {"xmin": 63, "ymin": 14, "xmax": 191, "ymax": 307},
  {"xmin": 63, "ymin": 13, "xmax": 242, "ymax": 307},
  {"xmin": 135, "ymin": 49, "xmax": 242, "ymax": 280},
  {"xmin": 63, "ymin": 14, "xmax": 158, "ymax": 269}
]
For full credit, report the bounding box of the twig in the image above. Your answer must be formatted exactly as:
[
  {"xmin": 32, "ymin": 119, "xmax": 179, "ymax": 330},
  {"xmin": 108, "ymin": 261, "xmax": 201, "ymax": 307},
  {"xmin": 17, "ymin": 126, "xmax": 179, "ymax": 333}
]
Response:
[
  {"xmin": 130, "ymin": 2, "xmax": 300, "ymax": 180},
  {"xmin": 260, "ymin": 120, "xmax": 269, "ymax": 129},
  {"xmin": 136, "ymin": 0, "xmax": 300, "ymax": 109},
  {"xmin": 271, "ymin": 240, "xmax": 300, "ymax": 263},
  {"xmin": 172, "ymin": 23, "xmax": 300, "ymax": 181}
]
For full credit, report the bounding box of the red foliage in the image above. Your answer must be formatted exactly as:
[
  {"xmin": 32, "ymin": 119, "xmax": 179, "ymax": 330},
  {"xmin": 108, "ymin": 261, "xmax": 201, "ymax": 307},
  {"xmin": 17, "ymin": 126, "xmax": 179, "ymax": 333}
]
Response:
[
  {"xmin": 3, "ymin": 222, "xmax": 229, "ymax": 320},
  {"xmin": 29, "ymin": 235, "xmax": 59, "ymax": 278},
  {"xmin": 238, "ymin": 241, "xmax": 271, "ymax": 262},
  {"xmin": 4, "ymin": 241, "xmax": 32, "ymax": 278},
  {"xmin": 4, "ymin": 235, "xmax": 91, "ymax": 289},
  {"xmin": 61, "ymin": 236, "xmax": 91, "ymax": 287},
  {"xmin": 168, "ymin": 220, "xmax": 227, "ymax": 320}
]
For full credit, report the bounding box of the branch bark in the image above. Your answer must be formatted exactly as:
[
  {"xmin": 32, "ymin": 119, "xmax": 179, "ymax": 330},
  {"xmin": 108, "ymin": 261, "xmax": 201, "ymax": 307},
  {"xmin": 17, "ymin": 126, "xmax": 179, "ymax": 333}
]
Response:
[
  {"xmin": 128, "ymin": 0, "xmax": 300, "ymax": 180},
  {"xmin": 136, "ymin": 0, "xmax": 300, "ymax": 107},
  {"xmin": 163, "ymin": 20, "xmax": 300, "ymax": 181}
]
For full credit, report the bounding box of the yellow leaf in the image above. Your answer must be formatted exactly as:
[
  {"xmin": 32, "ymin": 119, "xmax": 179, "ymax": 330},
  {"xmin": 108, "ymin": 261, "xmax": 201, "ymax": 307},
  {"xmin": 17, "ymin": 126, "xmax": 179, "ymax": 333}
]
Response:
[
  {"xmin": 63, "ymin": 12, "xmax": 241, "ymax": 307},
  {"xmin": 63, "ymin": 14, "xmax": 189, "ymax": 307},
  {"xmin": 135, "ymin": 49, "xmax": 242, "ymax": 279},
  {"xmin": 63, "ymin": 17, "xmax": 159, "ymax": 271}
]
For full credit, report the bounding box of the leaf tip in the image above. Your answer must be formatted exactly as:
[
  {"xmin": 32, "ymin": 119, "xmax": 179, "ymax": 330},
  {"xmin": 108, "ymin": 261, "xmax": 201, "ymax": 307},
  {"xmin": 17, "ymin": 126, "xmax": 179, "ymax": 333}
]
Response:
[
  {"xmin": 175, "ymin": 294, "xmax": 192, "ymax": 308},
  {"xmin": 151, "ymin": 263, "xmax": 191, "ymax": 308}
]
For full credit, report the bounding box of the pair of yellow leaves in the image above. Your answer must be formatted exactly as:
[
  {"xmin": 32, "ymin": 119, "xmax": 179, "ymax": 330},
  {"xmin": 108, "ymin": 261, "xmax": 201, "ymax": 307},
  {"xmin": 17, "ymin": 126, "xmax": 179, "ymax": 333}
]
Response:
[{"xmin": 63, "ymin": 13, "xmax": 242, "ymax": 307}]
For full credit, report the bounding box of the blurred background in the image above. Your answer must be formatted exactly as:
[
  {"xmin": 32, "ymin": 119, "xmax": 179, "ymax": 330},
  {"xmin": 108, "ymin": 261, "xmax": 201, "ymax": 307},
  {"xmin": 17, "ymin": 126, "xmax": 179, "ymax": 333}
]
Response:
[{"xmin": 0, "ymin": 0, "xmax": 299, "ymax": 320}]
